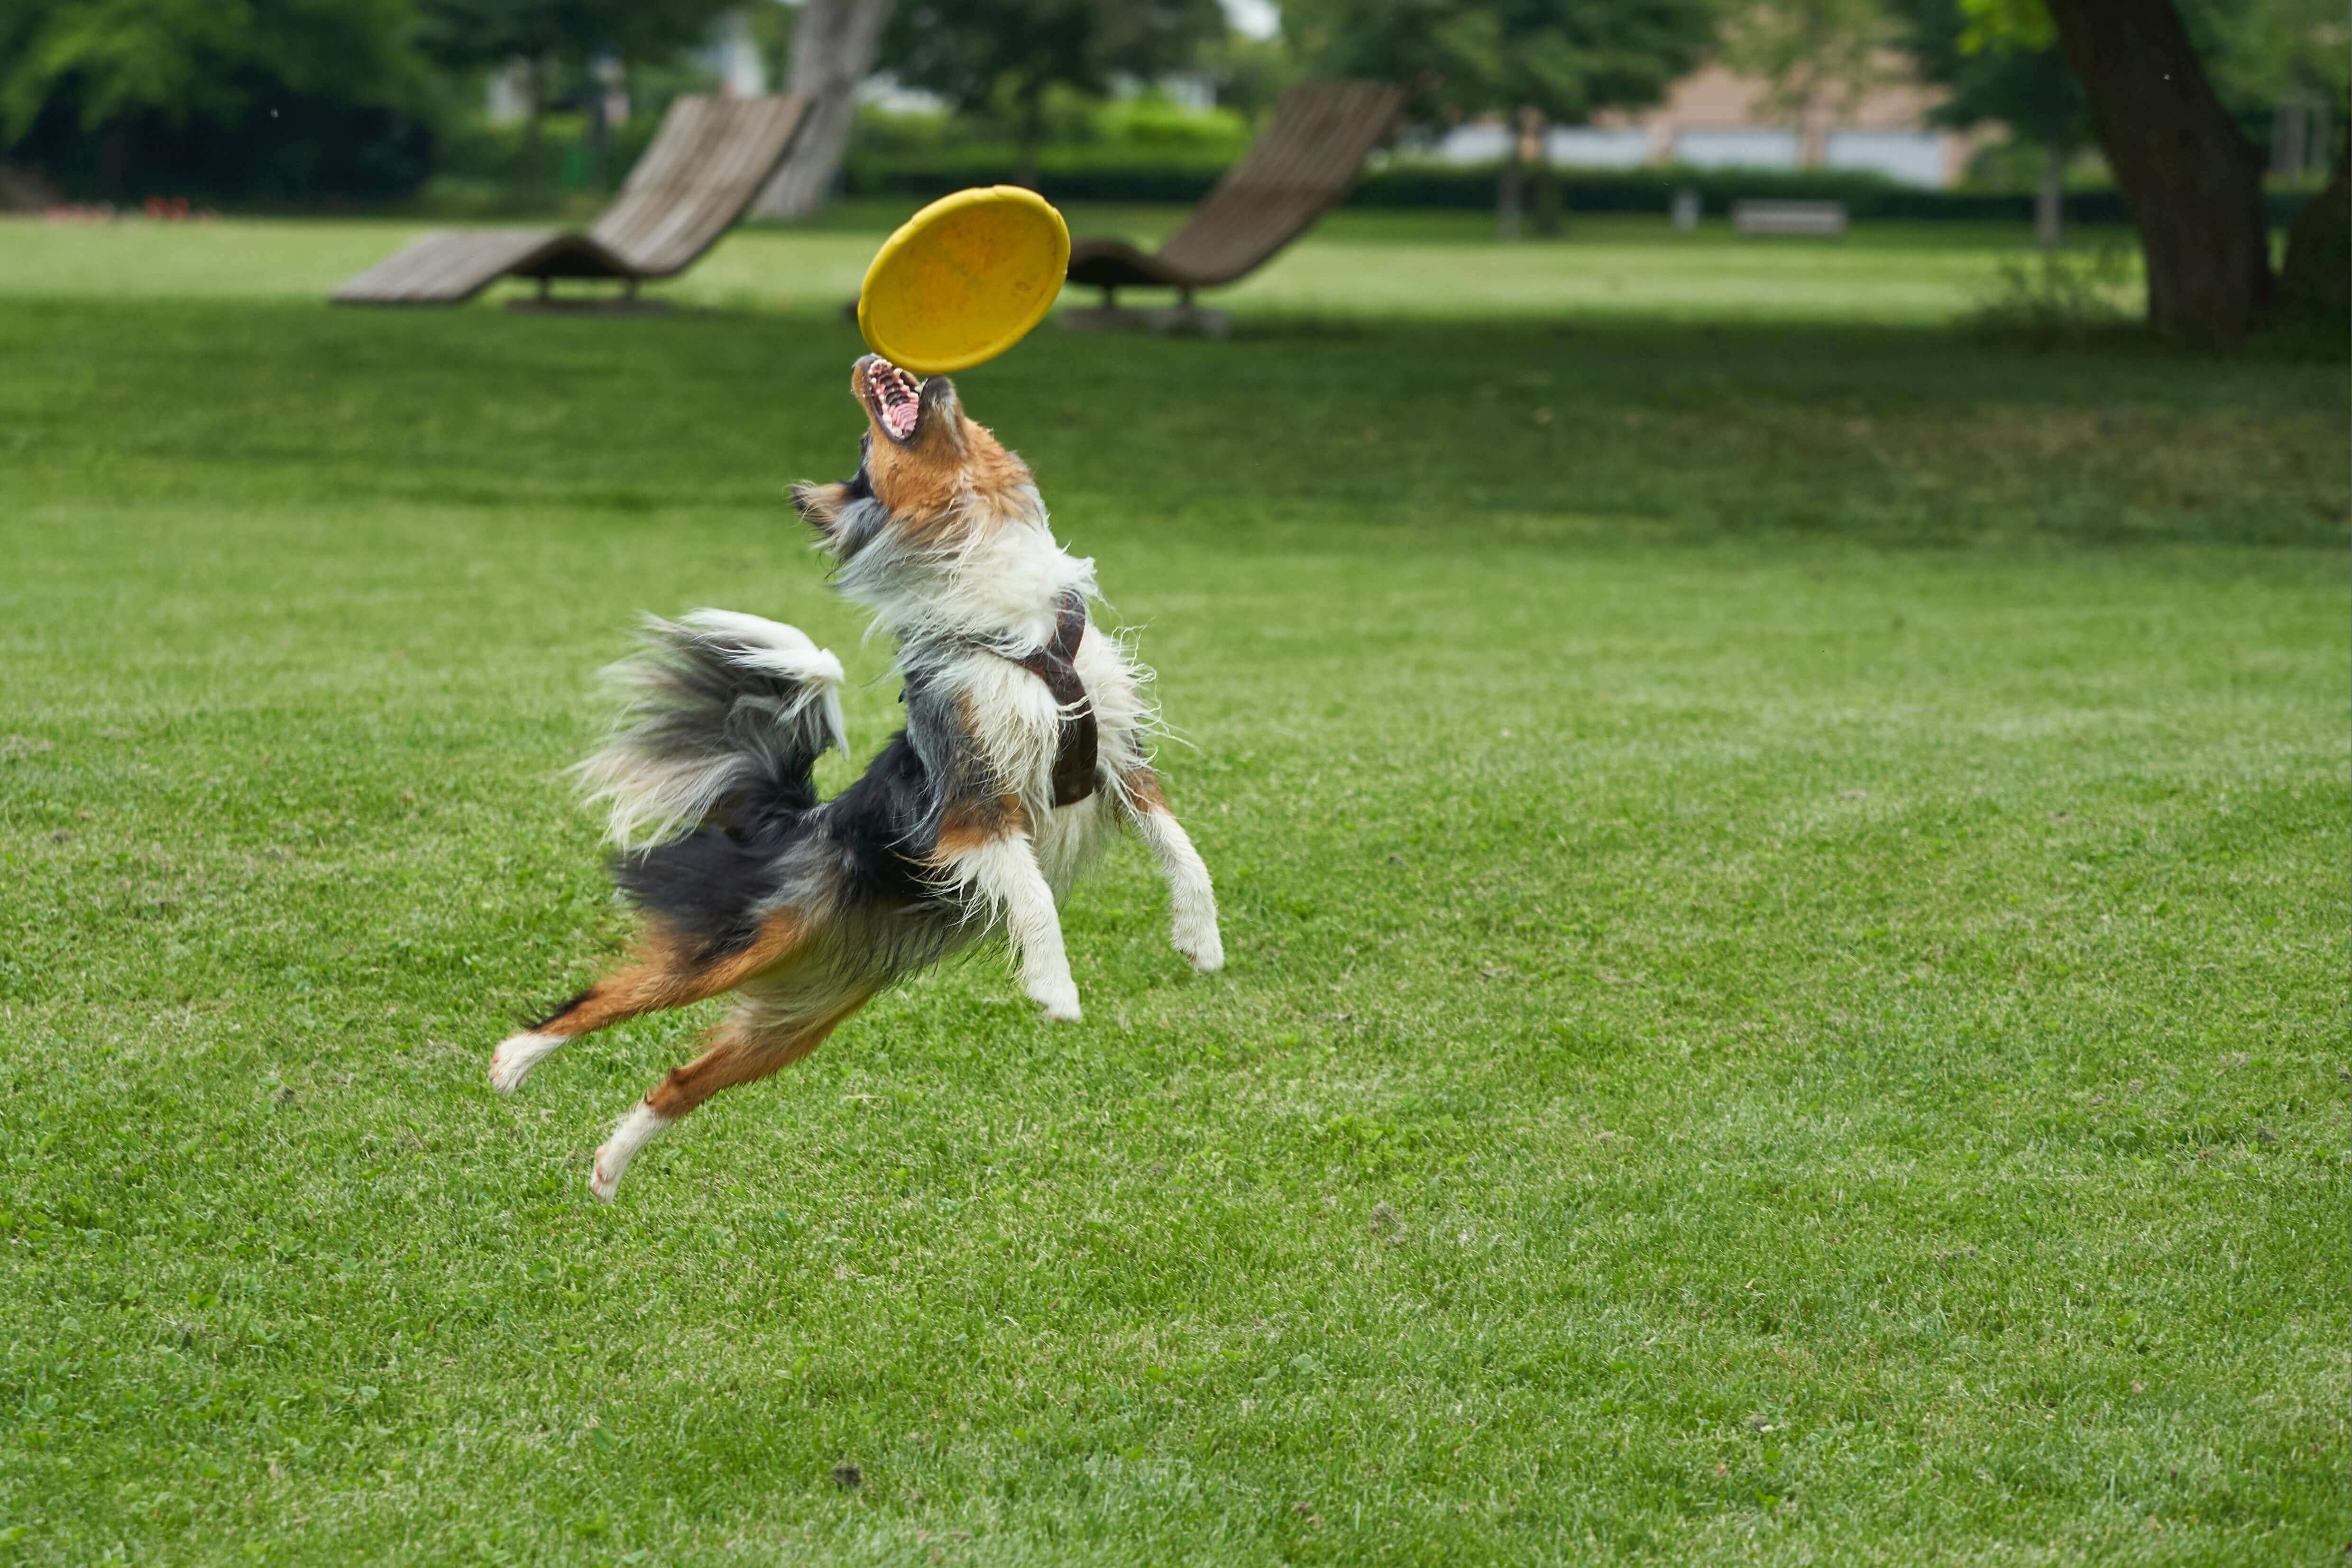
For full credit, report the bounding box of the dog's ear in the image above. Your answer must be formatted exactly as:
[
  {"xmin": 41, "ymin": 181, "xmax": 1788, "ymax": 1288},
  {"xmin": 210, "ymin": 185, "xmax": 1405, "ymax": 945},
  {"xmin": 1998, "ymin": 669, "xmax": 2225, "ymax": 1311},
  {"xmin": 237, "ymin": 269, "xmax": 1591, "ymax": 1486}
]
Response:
[{"xmin": 791, "ymin": 481, "xmax": 846, "ymax": 538}]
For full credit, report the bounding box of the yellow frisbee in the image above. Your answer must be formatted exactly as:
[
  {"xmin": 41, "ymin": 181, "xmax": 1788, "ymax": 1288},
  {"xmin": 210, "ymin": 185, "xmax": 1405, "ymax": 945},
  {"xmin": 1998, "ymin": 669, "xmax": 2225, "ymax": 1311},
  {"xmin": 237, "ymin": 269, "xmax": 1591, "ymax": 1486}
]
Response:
[{"xmin": 857, "ymin": 186, "xmax": 1070, "ymax": 376}]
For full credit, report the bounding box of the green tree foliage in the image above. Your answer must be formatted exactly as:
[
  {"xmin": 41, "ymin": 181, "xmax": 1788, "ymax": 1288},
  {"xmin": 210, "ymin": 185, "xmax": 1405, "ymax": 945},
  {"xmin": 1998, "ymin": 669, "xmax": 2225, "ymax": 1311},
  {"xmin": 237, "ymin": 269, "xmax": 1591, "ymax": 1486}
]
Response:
[
  {"xmin": 0, "ymin": 0, "xmax": 422, "ymax": 142},
  {"xmin": 883, "ymin": 0, "xmax": 1228, "ymax": 187},
  {"xmin": 1898, "ymin": 0, "xmax": 2084, "ymax": 245},
  {"xmin": 1718, "ymin": 0, "xmax": 1897, "ymax": 139},
  {"xmin": 413, "ymin": 0, "xmax": 742, "ymax": 77},
  {"xmin": 1284, "ymin": 0, "xmax": 1713, "ymax": 127},
  {"xmin": 1942, "ymin": 0, "xmax": 2346, "ymax": 133},
  {"xmin": 1284, "ymin": 0, "xmax": 1713, "ymax": 235},
  {"xmin": 0, "ymin": 0, "xmax": 433, "ymax": 199},
  {"xmin": 1900, "ymin": 0, "xmax": 2083, "ymax": 148},
  {"xmin": 416, "ymin": 0, "xmax": 743, "ymax": 201},
  {"xmin": 2191, "ymin": 0, "xmax": 2345, "ymax": 173},
  {"xmin": 1900, "ymin": 0, "xmax": 2085, "ymax": 177}
]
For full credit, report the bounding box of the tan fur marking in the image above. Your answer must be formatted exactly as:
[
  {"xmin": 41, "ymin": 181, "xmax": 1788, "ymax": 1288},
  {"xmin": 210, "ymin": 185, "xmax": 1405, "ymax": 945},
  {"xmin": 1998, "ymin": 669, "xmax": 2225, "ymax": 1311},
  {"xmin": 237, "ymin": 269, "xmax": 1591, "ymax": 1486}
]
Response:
[
  {"xmin": 862, "ymin": 406, "xmax": 1034, "ymax": 545},
  {"xmin": 791, "ymin": 480, "xmax": 846, "ymax": 535},
  {"xmin": 963, "ymin": 422, "xmax": 1033, "ymax": 495},
  {"xmin": 933, "ymin": 792, "xmax": 1027, "ymax": 860},
  {"xmin": 866, "ymin": 430, "xmax": 962, "ymax": 523},
  {"xmin": 534, "ymin": 911, "xmax": 811, "ymax": 1039},
  {"xmin": 1122, "ymin": 766, "xmax": 1169, "ymax": 813},
  {"xmin": 642, "ymin": 992, "xmax": 872, "ymax": 1119}
]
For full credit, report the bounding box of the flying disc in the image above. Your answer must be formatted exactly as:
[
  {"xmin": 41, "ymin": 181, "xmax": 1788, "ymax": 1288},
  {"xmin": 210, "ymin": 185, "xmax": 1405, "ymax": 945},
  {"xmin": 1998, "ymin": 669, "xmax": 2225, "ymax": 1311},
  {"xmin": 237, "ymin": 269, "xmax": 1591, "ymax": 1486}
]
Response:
[{"xmin": 857, "ymin": 186, "xmax": 1070, "ymax": 376}]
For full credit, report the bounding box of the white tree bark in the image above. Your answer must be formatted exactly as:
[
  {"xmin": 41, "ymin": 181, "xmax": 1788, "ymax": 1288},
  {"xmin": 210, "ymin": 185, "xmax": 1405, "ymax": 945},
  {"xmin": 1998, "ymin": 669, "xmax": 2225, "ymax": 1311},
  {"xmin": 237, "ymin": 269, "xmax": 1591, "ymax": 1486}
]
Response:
[
  {"xmin": 752, "ymin": 0, "xmax": 896, "ymax": 220},
  {"xmin": 2034, "ymin": 142, "xmax": 2064, "ymax": 251}
]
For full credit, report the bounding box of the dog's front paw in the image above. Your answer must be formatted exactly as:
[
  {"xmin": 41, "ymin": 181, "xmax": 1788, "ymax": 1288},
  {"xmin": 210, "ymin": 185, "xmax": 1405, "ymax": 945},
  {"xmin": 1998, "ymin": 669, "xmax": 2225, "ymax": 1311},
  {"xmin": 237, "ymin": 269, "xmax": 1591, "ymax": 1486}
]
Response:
[
  {"xmin": 1173, "ymin": 918, "xmax": 1224, "ymax": 974},
  {"xmin": 1027, "ymin": 974, "xmax": 1083, "ymax": 1022}
]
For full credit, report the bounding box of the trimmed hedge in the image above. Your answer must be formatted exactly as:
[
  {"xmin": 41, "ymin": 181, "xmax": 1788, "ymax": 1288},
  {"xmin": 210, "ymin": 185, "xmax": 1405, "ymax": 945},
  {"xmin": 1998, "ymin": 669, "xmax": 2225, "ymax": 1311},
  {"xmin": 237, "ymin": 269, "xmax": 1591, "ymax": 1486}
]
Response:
[{"xmin": 842, "ymin": 154, "xmax": 2316, "ymax": 227}]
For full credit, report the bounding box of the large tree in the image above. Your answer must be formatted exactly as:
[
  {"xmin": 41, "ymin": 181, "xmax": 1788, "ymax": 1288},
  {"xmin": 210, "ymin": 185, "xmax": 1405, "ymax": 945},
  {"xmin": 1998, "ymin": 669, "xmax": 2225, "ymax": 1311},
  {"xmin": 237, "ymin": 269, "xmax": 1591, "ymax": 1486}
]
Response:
[
  {"xmin": 753, "ymin": 0, "xmax": 896, "ymax": 220},
  {"xmin": 1899, "ymin": 0, "xmax": 2090, "ymax": 246},
  {"xmin": 1718, "ymin": 0, "xmax": 1896, "ymax": 168},
  {"xmin": 2191, "ymin": 0, "xmax": 2348, "ymax": 319},
  {"xmin": 2023, "ymin": 0, "xmax": 2271, "ymax": 340},
  {"xmin": 1954, "ymin": 0, "xmax": 2345, "ymax": 330},
  {"xmin": 1286, "ymin": 0, "xmax": 1715, "ymax": 237},
  {"xmin": 0, "ymin": 0, "xmax": 427, "ymax": 198},
  {"xmin": 2188, "ymin": 0, "xmax": 2348, "ymax": 147},
  {"xmin": 416, "ymin": 0, "xmax": 741, "ymax": 204},
  {"xmin": 882, "ymin": 0, "xmax": 1226, "ymax": 190}
]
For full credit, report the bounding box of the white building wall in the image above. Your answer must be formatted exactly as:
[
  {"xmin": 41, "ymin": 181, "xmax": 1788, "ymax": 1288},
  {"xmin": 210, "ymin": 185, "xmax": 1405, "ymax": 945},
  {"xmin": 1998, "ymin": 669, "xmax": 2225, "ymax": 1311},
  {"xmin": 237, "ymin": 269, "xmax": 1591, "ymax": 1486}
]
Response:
[
  {"xmin": 1822, "ymin": 131, "xmax": 1946, "ymax": 187},
  {"xmin": 1546, "ymin": 128, "xmax": 1652, "ymax": 168},
  {"xmin": 1673, "ymin": 129, "xmax": 1801, "ymax": 170}
]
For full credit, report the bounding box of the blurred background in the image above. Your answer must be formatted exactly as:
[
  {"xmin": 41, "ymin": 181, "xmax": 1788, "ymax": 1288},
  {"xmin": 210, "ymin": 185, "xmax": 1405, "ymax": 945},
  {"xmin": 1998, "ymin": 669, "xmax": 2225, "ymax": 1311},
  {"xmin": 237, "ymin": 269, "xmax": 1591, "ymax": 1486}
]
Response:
[{"xmin": 0, "ymin": 0, "xmax": 2339, "ymax": 296}]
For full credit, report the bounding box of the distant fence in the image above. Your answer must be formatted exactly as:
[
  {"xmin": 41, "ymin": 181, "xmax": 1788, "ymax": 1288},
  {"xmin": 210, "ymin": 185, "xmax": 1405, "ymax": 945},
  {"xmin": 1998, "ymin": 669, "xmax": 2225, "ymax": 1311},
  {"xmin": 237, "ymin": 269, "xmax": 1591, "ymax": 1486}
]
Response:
[{"xmin": 838, "ymin": 156, "xmax": 2317, "ymax": 228}]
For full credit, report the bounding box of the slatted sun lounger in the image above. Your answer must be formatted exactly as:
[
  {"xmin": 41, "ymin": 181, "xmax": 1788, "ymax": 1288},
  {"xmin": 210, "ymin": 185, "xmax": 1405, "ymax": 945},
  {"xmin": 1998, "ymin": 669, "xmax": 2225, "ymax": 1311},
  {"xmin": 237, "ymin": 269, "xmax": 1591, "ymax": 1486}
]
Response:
[
  {"xmin": 332, "ymin": 94, "xmax": 809, "ymax": 310},
  {"xmin": 1061, "ymin": 81, "xmax": 1404, "ymax": 335}
]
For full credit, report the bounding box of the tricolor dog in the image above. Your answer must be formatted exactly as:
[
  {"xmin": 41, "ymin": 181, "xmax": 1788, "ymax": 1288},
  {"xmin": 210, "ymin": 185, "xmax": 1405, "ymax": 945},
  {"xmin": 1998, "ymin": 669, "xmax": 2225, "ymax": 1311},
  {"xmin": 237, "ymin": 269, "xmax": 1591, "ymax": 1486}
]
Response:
[{"xmin": 489, "ymin": 355, "xmax": 1222, "ymax": 1200}]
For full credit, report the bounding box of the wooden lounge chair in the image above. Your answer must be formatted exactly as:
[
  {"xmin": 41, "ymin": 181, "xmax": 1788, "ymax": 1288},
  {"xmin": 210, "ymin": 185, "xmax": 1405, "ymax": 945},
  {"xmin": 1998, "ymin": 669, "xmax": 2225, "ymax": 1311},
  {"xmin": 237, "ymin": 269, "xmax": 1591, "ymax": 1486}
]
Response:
[
  {"xmin": 1061, "ymin": 81, "xmax": 1403, "ymax": 335},
  {"xmin": 333, "ymin": 94, "xmax": 809, "ymax": 310}
]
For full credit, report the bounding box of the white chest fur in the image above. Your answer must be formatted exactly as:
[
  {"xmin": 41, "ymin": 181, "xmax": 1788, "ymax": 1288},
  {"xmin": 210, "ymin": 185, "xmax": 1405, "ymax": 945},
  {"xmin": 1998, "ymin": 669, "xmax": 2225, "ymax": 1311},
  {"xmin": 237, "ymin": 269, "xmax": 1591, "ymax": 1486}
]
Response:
[{"xmin": 933, "ymin": 620, "xmax": 1150, "ymax": 897}]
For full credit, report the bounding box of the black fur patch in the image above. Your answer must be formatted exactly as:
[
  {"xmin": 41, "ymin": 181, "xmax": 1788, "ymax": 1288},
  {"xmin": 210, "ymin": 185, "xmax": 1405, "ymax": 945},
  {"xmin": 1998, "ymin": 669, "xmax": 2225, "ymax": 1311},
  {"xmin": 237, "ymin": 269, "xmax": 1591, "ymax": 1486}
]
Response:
[
  {"xmin": 615, "ymin": 829, "xmax": 790, "ymax": 963},
  {"xmin": 611, "ymin": 727, "xmax": 947, "ymax": 963},
  {"xmin": 530, "ymin": 988, "xmax": 596, "ymax": 1030},
  {"xmin": 819, "ymin": 731, "xmax": 947, "ymax": 905},
  {"xmin": 605, "ymin": 668, "xmax": 993, "ymax": 977}
]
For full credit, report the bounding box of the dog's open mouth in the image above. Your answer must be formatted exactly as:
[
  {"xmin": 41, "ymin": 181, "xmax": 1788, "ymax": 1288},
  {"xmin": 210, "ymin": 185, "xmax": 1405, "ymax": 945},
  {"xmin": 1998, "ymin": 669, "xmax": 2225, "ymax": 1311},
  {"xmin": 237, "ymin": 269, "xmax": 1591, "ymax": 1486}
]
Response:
[{"xmin": 856, "ymin": 356, "xmax": 925, "ymax": 442}]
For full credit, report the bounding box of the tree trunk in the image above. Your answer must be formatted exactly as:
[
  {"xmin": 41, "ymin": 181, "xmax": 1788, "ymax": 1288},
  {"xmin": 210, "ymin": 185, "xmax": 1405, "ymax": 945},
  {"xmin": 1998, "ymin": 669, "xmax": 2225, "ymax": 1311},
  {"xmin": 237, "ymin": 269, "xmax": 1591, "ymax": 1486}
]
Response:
[
  {"xmin": 2277, "ymin": 150, "xmax": 2349, "ymax": 319},
  {"xmin": 1519, "ymin": 108, "xmax": 1559, "ymax": 238},
  {"xmin": 1013, "ymin": 81, "xmax": 1045, "ymax": 191},
  {"xmin": 1528, "ymin": 161, "xmax": 1561, "ymax": 238},
  {"xmin": 1496, "ymin": 128, "xmax": 1523, "ymax": 242},
  {"xmin": 1797, "ymin": 88, "xmax": 1827, "ymax": 170},
  {"xmin": 588, "ymin": 84, "xmax": 609, "ymax": 192},
  {"xmin": 752, "ymin": 0, "xmax": 896, "ymax": 220},
  {"xmin": 2041, "ymin": 0, "xmax": 2270, "ymax": 342},
  {"xmin": 521, "ymin": 56, "xmax": 546, "ymax": 212},
  {"xmin": 98, "ymin": 122, "xmax": 129, "ymax": 201},
  {"xmin": 2034, "ymin": 143, "xmax": 2063, "ymax": 250}
]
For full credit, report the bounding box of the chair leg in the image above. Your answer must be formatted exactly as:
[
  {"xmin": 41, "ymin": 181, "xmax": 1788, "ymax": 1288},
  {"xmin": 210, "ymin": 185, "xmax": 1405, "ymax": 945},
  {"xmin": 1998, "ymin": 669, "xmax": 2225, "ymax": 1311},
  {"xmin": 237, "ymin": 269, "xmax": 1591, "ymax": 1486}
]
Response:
[{"xmin": 1059, "ymin": 299, "xmax": 1230, "ymax": 337}]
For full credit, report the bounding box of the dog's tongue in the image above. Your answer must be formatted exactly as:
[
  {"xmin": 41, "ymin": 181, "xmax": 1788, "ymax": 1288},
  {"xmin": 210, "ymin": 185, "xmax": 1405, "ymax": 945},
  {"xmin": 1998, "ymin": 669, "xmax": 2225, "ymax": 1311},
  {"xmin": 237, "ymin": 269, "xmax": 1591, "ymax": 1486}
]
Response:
[{"xmin": 873, "ymin": 360, "xmax": 922, "ymax": 439}]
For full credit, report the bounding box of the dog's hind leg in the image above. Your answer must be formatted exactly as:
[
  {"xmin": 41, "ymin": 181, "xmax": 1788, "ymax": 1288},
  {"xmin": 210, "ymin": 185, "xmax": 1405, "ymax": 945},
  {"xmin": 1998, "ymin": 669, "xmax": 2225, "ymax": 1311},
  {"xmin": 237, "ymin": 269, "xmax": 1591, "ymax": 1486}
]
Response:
[
  {"xmin": 589, "ymin": 987, "xmax": 869, "ymax": 1202},
  {"xmin": 1118, "ymin": 768, "xmax": 1223, "ymax": 974},
  {"xmin": 489, "ymin": 913, "xmax": 811, "ymax": 1093}
]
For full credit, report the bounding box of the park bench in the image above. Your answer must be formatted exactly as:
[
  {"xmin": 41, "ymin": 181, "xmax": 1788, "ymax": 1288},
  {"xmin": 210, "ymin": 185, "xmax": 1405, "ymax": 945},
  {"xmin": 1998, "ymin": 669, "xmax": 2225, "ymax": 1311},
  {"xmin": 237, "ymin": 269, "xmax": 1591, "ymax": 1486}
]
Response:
[
  {"xmin": 1061, "ymin": 81, "xmax": 1405, "ymax": 336},
  {"xmin": 332, "ymin": 95, "xmax": 808, "ymax": 310},
  {"xmin": 1731, "ymin": 200, "xmax": 1849, "ymax": 238}
]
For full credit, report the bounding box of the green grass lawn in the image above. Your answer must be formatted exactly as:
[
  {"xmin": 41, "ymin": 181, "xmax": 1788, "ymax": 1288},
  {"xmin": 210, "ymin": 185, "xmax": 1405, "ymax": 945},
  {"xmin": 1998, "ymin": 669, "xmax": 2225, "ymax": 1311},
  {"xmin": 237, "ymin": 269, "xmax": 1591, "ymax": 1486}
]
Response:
[
  {"xmin": 1, "ymin": 204, "xmax": 2143, "ymax": 323},
  {"xmin": 0, "ymin": 217, "xmax": 2343, "ymax": 1565}
]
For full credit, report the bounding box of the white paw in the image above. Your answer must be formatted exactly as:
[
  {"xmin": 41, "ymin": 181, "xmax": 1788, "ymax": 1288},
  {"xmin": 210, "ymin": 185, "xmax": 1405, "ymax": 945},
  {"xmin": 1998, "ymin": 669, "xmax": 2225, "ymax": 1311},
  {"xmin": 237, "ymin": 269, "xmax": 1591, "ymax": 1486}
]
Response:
[
  {"xmin": 488, "ymin": 1031, "xmax": 563, "ymax": 1094},
  {"xmin": 588, "ymin": 1147, "xmax": 621, "ymax": 1203},
  {"xmin": 1027, "ymin": 975, "xmax": 1083, "ymax": 1022},
  {"xmin": 1174, "ymin": 919, "xmax": 1224, "ymax": 974},
  {"xmin": 589, "ymin": 1103, "xmax": 667, "ymax": 1202}
]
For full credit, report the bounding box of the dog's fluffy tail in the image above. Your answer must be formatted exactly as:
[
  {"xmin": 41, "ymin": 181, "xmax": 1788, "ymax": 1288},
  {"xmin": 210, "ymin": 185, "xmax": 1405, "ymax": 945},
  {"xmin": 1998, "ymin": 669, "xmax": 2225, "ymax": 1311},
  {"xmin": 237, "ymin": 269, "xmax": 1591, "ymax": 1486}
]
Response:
[{"xmin": 576, "ymin": 610, "xmax": 847, "ymax": 851}]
